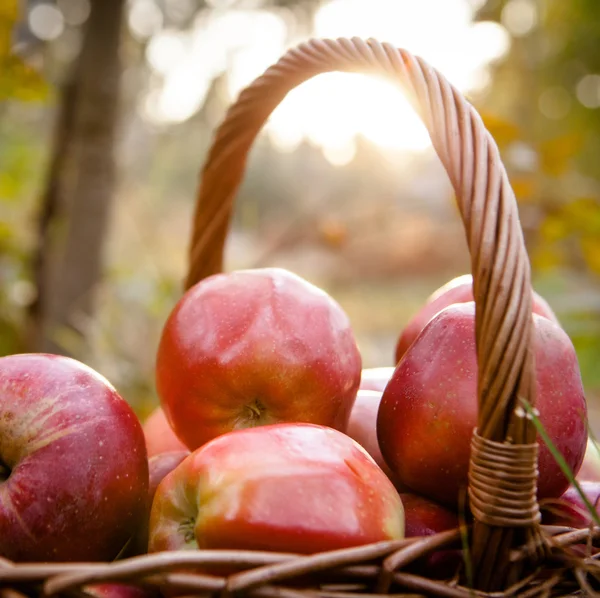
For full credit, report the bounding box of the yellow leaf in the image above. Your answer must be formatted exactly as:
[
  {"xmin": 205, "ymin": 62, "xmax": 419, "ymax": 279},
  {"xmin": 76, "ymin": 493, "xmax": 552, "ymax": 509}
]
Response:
[
  {"xmin": 563, "ymin": 197, "xmax": 600, "ymax": 235},
  {"xmin": 511, "ymin": 176, "xmax": 538, "ymax": 202},
  {"xmin": 580, "ymin": 236, "xmax": 600, "ymax": 275},
  {"xmin": 0, "ymin": 56, "xmax": 49, "ymax": 101},
  {"xmin": 0, "ymin": 0, "xmax": 19, "ymax": 21},
  {"xmin": 318, "ymin": 218, "xmax": 348, "ymax": 249},
  {"xmin": 532, "ymin": 246, "xmax": 565, "ymax": 272},
  {"xmin": 0, "ymin": 0, "xmax": 19, "ymax": 54},
  {"xmin": 479, "ymin": 112, "xmax": 521, "ymax": 147},
  {"xmin": 539, "ymin": 133, "xmax": 584, "ymax": 177},
  {"xmin": 0, "ymin": 0, "xmax": 47, "ymax": 101},
  {"xmin": 540, "ymin": 214, "xmax": 569, "ymax": 242}
]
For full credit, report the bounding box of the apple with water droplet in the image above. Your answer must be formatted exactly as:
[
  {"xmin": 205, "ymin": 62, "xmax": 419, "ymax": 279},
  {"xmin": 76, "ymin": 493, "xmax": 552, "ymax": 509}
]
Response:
[
  {"xmin": 148, "ymin": 423, "xmax": 404, "ymax": 554},
  {"xmin": 0, "ymin": 354, "xmax": 148, "ymax": 562},
  {"xmin": 156, "ymin": 268, "xmax": 362, "ymax": 451}
]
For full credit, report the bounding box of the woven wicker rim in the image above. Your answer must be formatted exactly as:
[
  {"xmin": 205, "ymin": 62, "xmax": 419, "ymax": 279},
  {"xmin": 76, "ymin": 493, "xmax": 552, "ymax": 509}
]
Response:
[{"xmin": 1, "ymin": 525, "xmax": 595, "ymax": 597}]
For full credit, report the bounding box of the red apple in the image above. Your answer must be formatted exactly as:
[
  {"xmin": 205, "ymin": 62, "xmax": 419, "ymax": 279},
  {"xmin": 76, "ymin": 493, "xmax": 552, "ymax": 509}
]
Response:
[
  {"xmin": 0, "ymin": 353, "xmax": 149, "ymax": 562},
  {"xmin": 359, "ymin": 367, "xmax": 395, "ymax": 392},
  {"xmin": 577, "ymin": 438, "xmax": 600, "ymax": 483},
  {"xmin": 345, "ymin": 390, "xmax": 399, "ymax": 483},
  {"xmin": 399, "ymin": 493, "xmax": 462, "ymax": 579},
  {"xmin": 148, "ymin": 423, "xmax": 404, "ymax": 554},
  {"xmin": 156, "ymin": 268, "xmax": 362, "ymax": 451},
  {"xmin": 148, "ymin": 451, "xmax": 190, "ymax": 498},
  {"xmin": 400, "ymin": 493, "xmax": 459, "ymax": 538},
  {"xmin": 143, "ymin": 406, "xmax": 188, "ymax": 457},
  {"xmin": 127, "ymin": 450, "xmax": 190, "ymax": 556},
  {"xmin": 394, "ymin": 274, "xmax": 559, "ymax": 363},
  {"xmin": 541, "ymin": 480, "xmax": 600, "ymax": 528},
  {"xmin": 378, "ymin": 303, "xmax": 587, "ymax": 507}
]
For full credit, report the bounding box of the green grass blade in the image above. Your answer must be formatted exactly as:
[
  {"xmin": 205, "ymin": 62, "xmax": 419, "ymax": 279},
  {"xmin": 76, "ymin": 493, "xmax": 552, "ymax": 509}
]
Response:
[{"xmin": 520, "ymin": 398, "xmax": 600, "ymax": 528}]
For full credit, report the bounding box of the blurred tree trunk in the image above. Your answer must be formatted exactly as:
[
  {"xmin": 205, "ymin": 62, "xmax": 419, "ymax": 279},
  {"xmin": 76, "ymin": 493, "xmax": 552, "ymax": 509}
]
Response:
[
  {"xmin": 27, "ymin": 58, "xmax": 80, "ymax": 351},
  {"xmin": 28, "ymin": 0, "xmax": 125, "ymax": 354}
]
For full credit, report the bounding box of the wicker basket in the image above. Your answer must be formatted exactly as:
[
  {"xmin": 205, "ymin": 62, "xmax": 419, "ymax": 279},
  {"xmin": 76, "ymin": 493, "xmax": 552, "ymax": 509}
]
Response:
[{"xmin": 1, "ymin": 37, "xmax": 598, "ymax": 598}]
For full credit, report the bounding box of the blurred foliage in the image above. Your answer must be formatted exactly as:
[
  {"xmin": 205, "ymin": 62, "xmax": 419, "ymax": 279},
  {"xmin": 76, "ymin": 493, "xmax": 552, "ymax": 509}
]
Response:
[
  {"xmin": 477, "ymin": 0, "xmax": 600, "ymax": 401},
  {"xmin": 0, "ymin": 0, "xmax": 49, "ymax": 356},
  {"xmin": 478, "ymin": 0, "xmax": 600, "ymax": 254},
  {"xmin": 0, "ymin": 0, "xmax": 48, "ymax": 100},
  {"xmin": 0, "ymin": 0, "xmax": 599, "ymax": 421},
  {"xmin": 0, "ymin": 113, "xmax": 47, "ymax": 356}
]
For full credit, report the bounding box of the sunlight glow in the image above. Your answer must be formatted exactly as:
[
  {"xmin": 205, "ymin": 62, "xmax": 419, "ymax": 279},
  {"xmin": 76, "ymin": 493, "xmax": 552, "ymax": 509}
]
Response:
[
  {"xmin": 539, "ymin": 86, "xmax": 571, "ymax": 120},
  {"xmin": 138, "ymin": 0, "xmax": 512, "ymax": 164},
  {"xmin": 217, "ymin": 11, "xmax": 288, "ymax": 96},
  {"xmin": 57, "ymin": 0, "xmax": 91, "ymax": 27},
  {"xmin": 129, "ymin": 0, "xmax": 163, "ymax": 40},
  {"xmin": 501, "ymin": 0, "xmax": 538, "ymax": 37},
  {"xmin": 164, "ymin": 0, "xmax": 196, "ymax": 24},
  {"xmin": 322, "ymin": 139, "xmax": 357, "ymax": 167},
  {"xmin": 265, "ymin": 74, "xmax": 430, "ymax": 153},
  {"xmin": 29, "ymin": 4, "xmax": 65, "ymax": 41},
  {"xmin": 577, "ymin": 74, "xmax": 600, "ymax": 109},
  {"xmin": 143, "ymin": 70, "xmax": 210, "ymax": 124},
  {"xmin": 146, "ymin": 30, "xmax": 187, "ymax": 75}
]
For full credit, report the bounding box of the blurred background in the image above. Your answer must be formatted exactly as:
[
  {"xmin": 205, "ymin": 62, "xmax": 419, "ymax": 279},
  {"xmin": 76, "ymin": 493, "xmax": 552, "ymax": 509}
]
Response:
[{"xmin": 1, "ymin": 0, "xmax": 599, "ymax": 425}]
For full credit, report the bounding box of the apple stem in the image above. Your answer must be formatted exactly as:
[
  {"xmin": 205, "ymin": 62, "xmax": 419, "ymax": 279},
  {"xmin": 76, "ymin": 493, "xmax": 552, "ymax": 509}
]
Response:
[
  {"xmin": 177, "ymin": 517, "xmax": 196, "ymax": 543},
  {"xmin": 247, "ymin": 400, "xmax": 264, "ymax": 420},
  {"xmin": 239, "ymin": 400, "xmax": 268, "ymax": 427}
]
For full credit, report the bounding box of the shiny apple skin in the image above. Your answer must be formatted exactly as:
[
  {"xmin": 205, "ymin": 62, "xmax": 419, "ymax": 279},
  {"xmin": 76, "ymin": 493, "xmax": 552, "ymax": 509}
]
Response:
[
  {"xmin": 149, "ymin": 423, "xmax": 404, "ymax": 555},
  {"xmin": 345, "ymin": 390, "xmax": 399, "ymax": 484},
  {"xmin": 156, "ymin": 268, "xmax": 362, "ymax": 451},
  {"xmin": 143, "ymin": 406, "xmax": 188, "ymax": 457},
  {"xmin": 400, "ymin": 493, "xmax": 459, "ymax": 538},
  {"xmin": 379, "ymin": 303, "xmax": 587, "ymax": 507},
  {"xmin": 394, "ymin": 274, "xmax": 559, "ymax": 363},
  {"xmin": 400, "ymin": 492, "xmax": 462, "ymax": 579},
  {"xmin": 0, "ymin": 354, "xmax": 148, "ymax": 562},
  {"xmin": 541, "ymin": 480, "xmax": 600, "ymax": 528},
  {"xmin": 127, "ymin": 450, "xmax": 190, "ymax": 557}
]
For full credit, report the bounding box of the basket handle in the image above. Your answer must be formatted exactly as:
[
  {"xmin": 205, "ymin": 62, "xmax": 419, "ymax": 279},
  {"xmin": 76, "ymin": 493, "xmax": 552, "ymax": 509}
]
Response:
[{"xmin": 185, "ymin": 37, "xmax": 541, "ymax": 589}]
